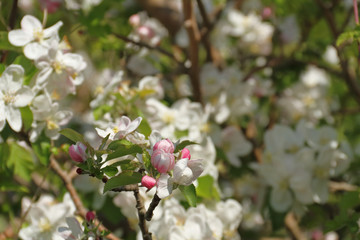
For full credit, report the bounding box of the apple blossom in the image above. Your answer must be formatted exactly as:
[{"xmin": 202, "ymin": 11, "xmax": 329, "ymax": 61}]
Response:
[
  {"xmin": 153, "ymin": 138, "xmax": 174, "ymax": 153},
  {"xmin": 95, "ymin": 116, "xmax": 142, "ymax": 140},
  {"xmin": 173, "ymin": 158, "xmax": 204, "ymax": 186},
  {"xmin": 180, "ymin": 148, "xmax": 191, "ymax": 160},
  {"xmin": 0, "ymin": 65, "xmax": 34, "ymax": 132},
  {"xmin": 19, "ymin": 193, "xmax": 76, "ymax": 240},
  {"xmin": 141, "ymin": 175, "xmax": 157, "ymax": 190},
  {"xmin": 69, "ymin": 142, "xmax": 87, "ymax": 163},
  {"xmin": 151, "ymin": 149, "xmax": 175, "ymax": 173},
  {"xmin": 8, "ymin": 15, "xmax": 63, "ymax": 60}
]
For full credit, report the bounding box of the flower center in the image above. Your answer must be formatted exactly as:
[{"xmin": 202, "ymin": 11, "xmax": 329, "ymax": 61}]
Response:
[
  {"xmin": 3, "ymin": 92, "xmax": 16, "ymax": 104},
  {"xmin": 52, "ymin": 61, "xmax": 64, "ymax": 74},
  {"xmin": 34, "ymin": 29, "xmax": 44, "ymax": 42},
  {"xmin": 162, "ymin": 112, "xmax": 175, "ymax": 124},
  {"xmin": 47, "ymin": 119, "xmax": 59, "ymax": 130},
  {"xmin": 38, "ymin": 218, "xmax": 52, "ymax": 232}
]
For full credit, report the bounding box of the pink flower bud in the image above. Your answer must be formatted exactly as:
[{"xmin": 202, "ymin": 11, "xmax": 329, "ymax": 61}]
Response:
[
  {"xmin": 151, "ymin": 149, "xmax": 175, "ymax": 173},
  {"xmin": 39, "ymin": 0, "xmax": 61, "ymax": 13},
  {"xmin": 68, "ymin": 142, "xmax": 87, "ymax": 163},
  {"xmin": 141, "ymin": 175, "xmax": 156, "ymax": 190},
  {"xmin": 180, "ymin": 148, "xmax": 191, "ymax": 160},
  {"xmin": 153, "ymin": 139, "xmax": 174, "ymax": 153},
  {"xmin": 86, "ymin": 211, "xmax": 96, "ymax": 222},
  {"xmin": 129, "ymin": 14, "xmax": 141, "ymax": 27},
  {"xmin": 262, "ymin": 7, "xmax": 272, "ymax": 19},
  {"xmin": 137, "ymin": 25, "xmax": 154, "ymax": 41}
]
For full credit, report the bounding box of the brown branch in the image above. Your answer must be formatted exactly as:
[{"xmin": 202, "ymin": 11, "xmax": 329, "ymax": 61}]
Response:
[
  {"xmin": 133, "ymin": 185, "xmax": 152, "ymax": 240},
  {"xmin": 182, "ymin": 0, "xmax": 203, "ymax": 104},
  {"xmin": 284, "ymin": 212, "xmax": 306, "ymax": 240},
  {"xmin": 113, "ymin": 33, "xmax": 183, "ymax": 66},
  {"xmin": 50, "ymin": 156, "xmax": 121, "ymax": 240},
  {"xmin": 112, "ymin": 184, "xmax": 138, "ymax": 192},
  {"xmin": 329, "ymin": 181, "xmax": 358, "ymax": 192},
  {"xmin": 9, "ymin": 0, "xmax": 18, "ymax": 29},
  {"xmin": 145, "ymin": 194, "xmax": 161, "ymax": 221}
]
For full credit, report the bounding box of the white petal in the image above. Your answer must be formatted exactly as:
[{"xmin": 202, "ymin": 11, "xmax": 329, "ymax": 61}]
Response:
[
  {"xmin": 187, "ymin": 159, "xmax": 204, "ymax": 179},
  {"xmin": 1, "ymin": 64, "xmax": 24, "ymax": 91},
  {"xmin": 8, "ymin": 29, "xmax": 32, "ymax": 46},
  {"xmin": 270, "ymin": 187, "xmax": 292, "ymax": 212},
  {"xmin": 65, "ymin": 217, "xmax": 83, "ymax": 238},
  {"xmin": 0, "ymin": 103, "xmax": 5, "ymax": 131},
  {"xmin": 21, "ymin": 15, "xmax": 42, "ymax": 34},
  {"xmin": 6, "ymin": 106, "xmax": 22, "ymax": 132},
  {"xmin": 14, "ymin": 86, "xmax": 34, "ymax": 107},
  {"xmin": 24, "ymin": 42, "xmax": 48, "ymax": 60},
  {"xmin": 43, "ymin": 21, "xmax": 63, "ymax": 38},
  {"xmin": 55, "ymin": 110, "xmax": 73, "ymax": 125},
  {"xmin": 62, "ymin": 53, "xmax": 86, "ymax": 71},
  {"xmin": 36, "ymin": 66, "xmax": 53, "ymax": 86},
  {"xmin": 156, "ymin": 174, "xmax": 172, "ymax": 199},
  {"xmin": 126, "ymin": 117, "xmax": 142, "ymax": 133}
]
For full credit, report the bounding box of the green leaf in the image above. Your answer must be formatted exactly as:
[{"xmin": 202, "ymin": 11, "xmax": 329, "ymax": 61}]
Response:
[
  {"xmin": 107, "ymin": 139, "xmax": 142, "ymax": 160},
  {"xmin": 31, "ymin": 140, "xmax": 51, "ymax": 165},
  {"xmin": 20, "ymin": 106, "xmax": 33, "ymax": 131},
  {"xmin": 99, "ymin": 133, "xmax": 111, "ymax": 150},
  {"xmin": 336, "ymin": 29, "xmax": 360, "ymax": 47},
  {"xmin": 103, "ymin": 172, "xmax": 142, "ymax": 192},
  {"xmin": 0, "ymin": 31, "xmax": 21, "ymax": 52},
  {"xmin": 59, "ymin": 128, "xmax": 85, "ymax": 143},
  {"xmin": 102, "ymin": 166, "xmax": 118, "ymax": 177},
  {"xmin": 105, "ymin": 159, "xmax": 132, "ymax": 168},
  {"xmin": 179, "ymin": 184, "xmax": 197, "ymax": 207},
  {"xmin": 196, "ymin": 175, "xmax": 220, "ymax": 200},
  {"xmin": 0, "ymin": 143, "xmax": 10, "ymax": 170},
  {"xmin": 6, "ymin": 143, "xmax": 34, "ymax": 181},
  {"xmin": 174, "ymin": 140, "xmax": 197, "ymax": 153}
]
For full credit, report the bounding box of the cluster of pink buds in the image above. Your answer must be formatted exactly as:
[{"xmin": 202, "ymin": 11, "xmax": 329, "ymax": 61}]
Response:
[
  {"xmin": 68, "ymin": 142, "xmax": 87, "ymax": 163},
  {"xmin": 151, "ymin": 139, "xmax": 175, "ymax": 173}
]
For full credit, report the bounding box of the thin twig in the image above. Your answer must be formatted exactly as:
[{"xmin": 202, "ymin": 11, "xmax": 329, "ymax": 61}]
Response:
[
  {"xmin": 284, "ymin": 212, "xmax": 306, "ymax": 240},
  {"xmin": 182, "ymin": 0, "xmax": 203, "ymax": 104},
  {"xmin": 133, "ymin": 185, "xmax": 152, "ymax": 240},
  {"xmin": 50, "ymin": 156, "xmax": 121, "ymax": 240},
  {"xmin": 145, "ymin": 194, "xmax": 161, "ymax": 221},
  {"xmin": 329, "ymin": 181, "xmax": 358, "ymax": 192},
  {"xmin": 354, "ymin": 0, "xmax": 359, "ymax": 25},
  {"xmin": 112, "ymin": 184, "xmax": 138, "ymax": 192},
  {"xmin": 113, "ymin": 33, "xmax": 183, "ymax": 66}
]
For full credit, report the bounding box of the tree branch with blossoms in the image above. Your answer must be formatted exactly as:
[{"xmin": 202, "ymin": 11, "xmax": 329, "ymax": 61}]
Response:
[{"xmin": 50, "ymin": 156, "xmax": 121, "ymax": 240}]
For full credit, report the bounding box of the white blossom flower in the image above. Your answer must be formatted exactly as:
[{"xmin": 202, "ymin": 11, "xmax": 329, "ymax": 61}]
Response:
[
  {"xmin": 35, "ymin": 40, "xmax": 87, "ymax": 93},
  {"xmin": 218, "ymin": 126, "xmax": 252, "ymax": 167},
  {"xmin": 95, "ymin": 116, "xmax": 142, "ymax": 140},
  {"xmin": 29, "ymin": 93, "xmax": 72, "ymax": 142},
  {"xmin": 0, "ymin": 65, "xmax": 34, "ymax": 132},
  {"xmin": 19, "ymin": 193, "xmax": 76, "ymax": 240},
  {"xmin": 8, "ymin": 15, "xmax": 63, "ymax": 60}
]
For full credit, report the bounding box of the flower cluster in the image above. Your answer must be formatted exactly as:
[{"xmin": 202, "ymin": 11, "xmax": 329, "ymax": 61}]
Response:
[
  {"xmin": 2, "ymin": 15, "xmax": 87, "ymax": 141},
  {"xmin": 252, "ymin": 120, "xmax": 351, "ymax": 213}
]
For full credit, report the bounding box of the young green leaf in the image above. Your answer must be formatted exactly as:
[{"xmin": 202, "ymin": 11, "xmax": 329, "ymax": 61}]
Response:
[
  {"xmin": 59, "ymin": 128, "xmax": 85, "ymax": 143},
  {"xmin": 179, "ymin": 184, "xmax": 197, "ymax": 207},
  {"xmin": 103, "ymin": 172, "xmax": 142, "ymax": 193},
  {"xmin": 196, "ymin": 175, "xmax": 220, "ymax": 201},
  {"xmin": 107, "ymin": 139, "xmax": 143, "ymax": 160},
  {"xmin": 174, "ymin": 140, "xmax": 197, "ymax": 153}
]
